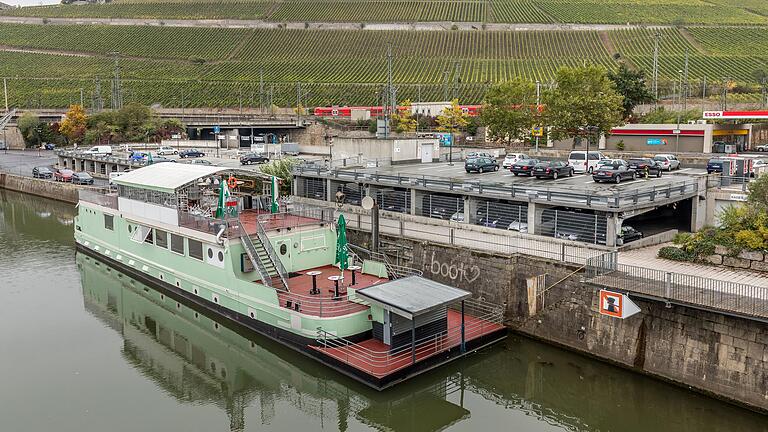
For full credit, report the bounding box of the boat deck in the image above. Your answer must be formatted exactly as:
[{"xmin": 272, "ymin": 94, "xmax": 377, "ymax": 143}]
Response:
[
  {"xmin": 239, "ymin": 209, "xmax": 329, "ymax": 233},
  {"xmin": 310, "ymin": 309, "xmax": 505, "ymax": 378},
  {"xmin": 276, "ymin": 265, "xmax": 386, "ymax": 317}
]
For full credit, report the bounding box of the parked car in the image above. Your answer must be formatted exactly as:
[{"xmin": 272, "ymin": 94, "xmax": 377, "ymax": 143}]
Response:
[
  {"xmin": 654, "ymin": 154, "xmax": 681, "ymax": 171},
  {"xmin": 44, "ymin": 143, "xmax": 56, "ymax": 150},
  {"xmin": 54, "ymin": 168, "xmax": 74, "ymax": 182},
  {"xmin": 502, "ymin": 153, "xmax": 529, "ymax": 168},
  {"xmin": 596, "ymin": 158, "xmax": 625, "ymax": 169},
  {"xmin": 81, "ymin": 145, "xmax": 112, "ymax": 156},
  {"xmin": 554, "ymin": 230, "xmax": 579, "ymax": 241},
  {"xmin": 129, "ymin": 151, "xmax": 150, "ymax": 161},
  {"xmin": 568, "ymin": 151, "xmax": 605, "ymax": 174},
  {"xmin": 0, "ymin": 141, "xmax": 6, "ymax": 150},
  {"xmin": 507, "ymin": 220, "xmax": 528, "ymax": 233},
  {"xmin": 108, "ymin": 170, "xmax": 130, "ymax": 185},
  {"xmin": 752, "ymin": 159, "xmax": 766, "ymax": 177},
  {"xmin": 32, "ymin": 166, "xmax": 53, "ymax": 179},
  {"xmin": 182, "ymin": 159, "xmax": 213, "ymax": 166},
  {"xmin": 618, "ymin": 225, "xmax": 644, "ymax": 244},
  {"xmin": 510, "ymin": 158, "xmax": 539, "ymax": 176},
  {"xmin": 157, "ymin": 146, "xmax": 178, "ymax": 155},
  {"xmin": 240, "ymin": 153, "xmax": 270, "ymax": 165},
  {"xmin": 179, "ymin": 149, "xmax": 205, "ymax": 158},
  {"xmin": 466, "ymin": 151, "xmax": 494, "ymax": 159},
  {"xmin": 151, "ymin": 157, "xmax": 176, "ymax": 164},
  {"xmin": 71, "ymin": 172, "xmax": 94, "ymax": 185},
  {"xmin": 707, "ymin": 158, "xmax": 725, "ymax": 174},
  {"xmin": 533, "ymin": 161, "xmax": 573, "ymax": 179},
  {"xmin": 755, "ymin": 144, "xmax": 768, "ymax": 152},
  {"xmin": 592, "ymin": 160, "xmax": 637, "ymax": 184},
  {"xmin": 450, "ymin": 212, "xmax": 466, "ymax": 223},
  {"xmin": 465, "ymin": 157, "xmax": 499, "ymax": 173},
  {"xmin": 628, "ymin": 158, "xmax": 663, "ymax": 177}
]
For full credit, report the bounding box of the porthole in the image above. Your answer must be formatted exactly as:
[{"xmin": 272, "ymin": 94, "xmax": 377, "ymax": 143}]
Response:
[
  {"xmin": 160, "ymin": 294, "xmax": 164, "ymax": 300},
  {"xmin": 279, "ymin": 244, "xmax": 287, "ymax": 255},
  {"xmin": 249, "ymin": 312, "xmax": 255, "ymax": 319},
  {"xmin": 127, "ymin": 225, "xmax": 132, "ymax": 233},
  {"xmin": 159, "ymin": 274, "xmax": 164, "ymax": 281},
  {"xmin": 194, "ymin": 312, "xmax": 199, "ymax": 319},
  {"xmin": 176, "ymin": 281, "xmax": 180, "ymax": 287},
  {"xmin": 176, "ymin": 302, "xmax": 181, "ymax": 309},
  {"xmin": 214, "ymin": 322, "xmax": 219, "ymax": 330},
  {"xmin": 207, "ymin": 248, "xmax": 214, "ymax": 259},
  {"xmin": 217, "ymin": 251, "xmax": 224, "ymax": 262}
]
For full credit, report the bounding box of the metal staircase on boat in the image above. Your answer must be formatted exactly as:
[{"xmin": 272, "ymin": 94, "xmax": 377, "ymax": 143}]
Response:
[{"xmin": 238, "ymin": 218, "xmax": 289, "ymax": 291}]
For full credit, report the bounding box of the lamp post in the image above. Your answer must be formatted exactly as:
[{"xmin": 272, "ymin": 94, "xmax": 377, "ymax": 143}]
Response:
[{"xmin": 676, "ymin": 70, "xmax": 683, "ymax": 153}]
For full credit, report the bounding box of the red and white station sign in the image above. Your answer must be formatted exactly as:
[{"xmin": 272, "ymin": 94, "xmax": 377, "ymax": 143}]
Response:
[{"xmin": 703, "ymin": 110, "xmax": 768, "ymax": 119}]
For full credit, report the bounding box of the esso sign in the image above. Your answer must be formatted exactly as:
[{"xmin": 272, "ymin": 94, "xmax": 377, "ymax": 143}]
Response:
[{"xmin": 703, "ymin": 111, "xmax": 723, "ymax": 118}]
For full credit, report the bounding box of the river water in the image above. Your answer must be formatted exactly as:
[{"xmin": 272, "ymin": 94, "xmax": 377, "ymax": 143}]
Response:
[{"xmin": 0, "ymin": 190, "xmax": 766, "ymax": 432}]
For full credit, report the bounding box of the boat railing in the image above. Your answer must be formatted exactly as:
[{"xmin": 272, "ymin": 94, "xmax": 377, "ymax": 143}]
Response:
[
  {"xmin": 278, "ymin": 288, "xmax": 368, "ymax": 317},
  {"xmin": 315, "ymin": 298, "xmax": 504, "ymax": 376},
  {"xmin": 179, "ymin": 212, "xmax": 239, "ymax": 238},
  {"xmin": 257, "ymin": 202, "xmax": 335, "ymax": 230},
  {"xmin": 254, "ymin": 218, "xmax": 290, "ymax": 290},
  {"xmin": 78, "ymin": 187, "xmax": 118, "ymax": 210},
  {"xmin": 347, "ymin": 244, "xmax": 423, "ymax": 279}
]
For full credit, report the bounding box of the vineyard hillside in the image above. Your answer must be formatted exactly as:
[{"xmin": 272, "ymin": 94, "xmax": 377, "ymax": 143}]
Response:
[{"xmin": 1, "ymin": 0, "xmax": 767, "ymax": 25}]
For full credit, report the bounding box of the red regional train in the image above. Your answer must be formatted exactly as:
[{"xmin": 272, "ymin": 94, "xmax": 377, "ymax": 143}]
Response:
[{"xmin": 313, "ymin": 105, "xmax": 482, "ymax": 117}]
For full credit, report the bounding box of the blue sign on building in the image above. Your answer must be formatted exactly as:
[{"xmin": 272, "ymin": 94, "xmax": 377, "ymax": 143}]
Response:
[
  {"xmin": 646, "ymin": 138, "xmax": 667, "ymax": 145},
  {"xmin": 213, "ymin": 125, "xmax": 221, "ymax": 134}
]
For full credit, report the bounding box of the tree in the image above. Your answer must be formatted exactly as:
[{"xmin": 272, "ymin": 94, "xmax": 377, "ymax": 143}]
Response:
[
  {"xmin": 608, "ymin": 64, "xmax": 655, "ymax": 119},
  {"xmin": 752, "ymin": 68, "xmax": 768, "ymax": 85},
  {"xmin": 17, "ymin": 112, "xmax": 42, "ymax": 148},
  {"xmin": 59, "ymin": 104, "xmax": 87, "ymax": 144},
  {"xmin": 543, "ymin": 65, "xmax": 625, "ymax": 142},
  {"xmin": 261, "ymin": 158, "xmax": 300, "ymax": 195},
  {"xmin": 748, "ymin": 173, "xmax": 768, "ymax": 209},
  {"xmin": 479, "ymin": 79, "xmax": 537, "ymax": 144},
  {"xmin": 391, "ymin": 99, "xmax": 417, "ymax": 133},
  {"xmin": 436, "ymin": 99, "xmax": 469, "ymax": 133}
]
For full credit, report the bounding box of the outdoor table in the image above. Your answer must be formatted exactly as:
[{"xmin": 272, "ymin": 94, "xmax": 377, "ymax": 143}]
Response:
[
  {"xmin": 328, "ymin": 275, "xmax": 343, "ymax": 299},
  {"xmin": 347, "ymin": 265, "xmax": 362, "ymax": 286},
  {"xmin": 307, "ymin": 271, "xmax": 322, "ymax": 295}
]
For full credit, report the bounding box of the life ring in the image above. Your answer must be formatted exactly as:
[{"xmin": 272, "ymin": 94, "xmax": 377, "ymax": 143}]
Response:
[{"xmin": 227, "ymin": 176, "xmax": 238, "ymax": 189}]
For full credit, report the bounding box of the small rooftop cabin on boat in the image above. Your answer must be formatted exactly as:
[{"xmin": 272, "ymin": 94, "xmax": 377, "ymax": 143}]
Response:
[{"xmin": 75, "ymin": 163, "xmax": 506, "ymax": 388}]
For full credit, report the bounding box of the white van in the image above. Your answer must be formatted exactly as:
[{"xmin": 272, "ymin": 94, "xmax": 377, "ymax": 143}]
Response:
[
  {"xmin": 82, "ymin": 145, "xmax": 112, "ymax": 156},
  {"xmin": 568, "ymin": 151, "xmax": 605, "ymax": 174}
]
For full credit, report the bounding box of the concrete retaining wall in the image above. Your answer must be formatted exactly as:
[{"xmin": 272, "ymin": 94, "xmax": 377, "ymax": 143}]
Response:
[
  {"xmin": 349, "ymin": 229, "xmax": 768, "ymax": 413},
  {"xmin": 0, "ymin": 172, "xmax": 79, "ymax": 204},
  {"xmin": 705, "ymin": 246, "xmax": 768, "ymax": 272}
]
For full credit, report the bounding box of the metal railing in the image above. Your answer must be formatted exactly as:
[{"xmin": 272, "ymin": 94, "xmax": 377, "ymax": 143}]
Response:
[
  {"xmin": 0, "ymin": 108, "xmax": 17, "ymax": 130},
  {"xmin": 257, "ymin": 202, "xmax": 335, "ymax": 230},
  {"xmin": 78, "ymin": 187, "xmax": 118, "ymax": 209},
  {"xmin": 315, "ymin": 298, "xmax": 503, "ymax": 376},
  {"xmin": 346, "ymin": 244, "xmax": 423, "ymax": 279},
  {"xmin": 239, "ymin": 225, "xmax": 275, "ymax": 288},
  {"xmin": 277, "ymin": 289, "xmax": 369, "ymax": 317},
  {"xmin": 294, "ymin": 165, "xmax": 702, "ymax": 209},
  {"xmin": 345, "ymin": 210, "xmax": 609, "ymax": 266},
  {"xmin": 254, "ymin": 217, "xmax": 290, "ymax": 290},
  {"xmin": 179, "ymin": 212, "xmax": 236, "ymax": 238},
  {"xmin": 585, "ymin": 252, "xmax": 768, "ymax": 320}
]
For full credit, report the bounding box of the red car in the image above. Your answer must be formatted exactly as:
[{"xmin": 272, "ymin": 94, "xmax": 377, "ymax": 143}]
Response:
[{"xmin": 54, "ymin": 169, "xmax": 74, "ymax": 182}]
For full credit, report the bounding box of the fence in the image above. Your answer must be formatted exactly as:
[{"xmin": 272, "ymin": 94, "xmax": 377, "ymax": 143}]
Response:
[
  {"xmin": 585, "ymin": 252, "xmax": 768, "ymax": 320},
  {"xmin": 344, "ymin": 209, "xmax": 609, "ymax": 266},
  {"xmin": 294, "ymin": 165, "xmax": 701, "ymax": 210},
  {"xmin": 78, "ymin": 187, "xmax": 118, "ymax": 210},
  {"xmin": 315, "ymin": 298, "xmax": 503, "ymax": 377}
]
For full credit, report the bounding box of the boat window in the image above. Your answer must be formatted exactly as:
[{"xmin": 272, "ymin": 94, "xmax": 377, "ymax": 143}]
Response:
[
  {"xmin": 188, "ymin": 239, "xmax": 203, "ymax": 260},
  {"xmin": 217, "ymin": 251, "xmax": 224, "ymax": 262},
  {"xmin": 129, "ymin": 225, "xmax": 151, "ymax": 243},
  {"xmin": 280, "ymin": 244, "xmax": 287, "ymax": 255},
  {"xmin": 155, "ymin": 230, "xmax": 168, "ymax": 248},
  {"xmin": 104, "ymin": 214, "xmax": 114, "ymax": 231},
  {"xmin": 171, "ymin": 234, "xmax": 184, "ymax": 255},
  {"xmin": 144, "ymin": 229, "xmax": 154, "ymax": 245}
]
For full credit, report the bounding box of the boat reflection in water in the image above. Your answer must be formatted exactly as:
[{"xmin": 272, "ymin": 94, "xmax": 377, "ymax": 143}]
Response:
[
  {"xmin": 77, "ymin": 253, "xmax": 477, "ymax": 432},
  {"xmin": 77, "ymin": 252, "xmax": 768, "ymax": 432}
]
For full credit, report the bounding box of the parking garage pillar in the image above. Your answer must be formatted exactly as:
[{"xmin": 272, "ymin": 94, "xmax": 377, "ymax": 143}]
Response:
[
  {"xmin": 526, "ymin": 201, "xmax": 548, "ymax": 235},
  {"xmin": 326, "ymin": 178, "xmax": 333, "ymax": 203},
  {"xmin": 606, "ymin": 213, "xmax": 620, "ymax": 247},
  {"xmin": 410, "ymin": 188, "xmax": 417, "ymax": 215},
  {"xmin": 463, "ymin": 196, "xmax": 473, "ymax": 224},
  {"xmin": 691, "ymin": 177, "xmax": 708, "ymax": 232}
]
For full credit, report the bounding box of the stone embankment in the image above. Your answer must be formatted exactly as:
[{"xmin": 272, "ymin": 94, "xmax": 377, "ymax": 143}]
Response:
[
  {"xmin": 0, "ymin": 172, "xmax": 78, "ymax": 204},
  {"xmin": 705, "ymin": 246, "xmax": 768, "ymax": 272}
]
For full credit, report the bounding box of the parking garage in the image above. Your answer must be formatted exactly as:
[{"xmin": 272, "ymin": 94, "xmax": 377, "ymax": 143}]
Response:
[{"xmin": 293, "ymin": 161, "xmax": 709, "ymax": 247}]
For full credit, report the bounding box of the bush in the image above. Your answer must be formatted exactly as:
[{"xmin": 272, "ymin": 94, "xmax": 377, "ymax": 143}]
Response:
[
  {"xmin": 658, "ymin": 246, "xmax": 694, "ymax": 262},
  {"xmin": 615, "ymin": 140, "xmax": 625, "ymax": 151}
]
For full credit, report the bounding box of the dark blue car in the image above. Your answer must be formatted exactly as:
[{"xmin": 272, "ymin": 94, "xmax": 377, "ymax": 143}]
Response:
[
  {"xmin": 179, "ymin": 149, "xmax": 205, "ymax": 158},
  {"xmin": 707, "ymin": 158, "xmax": 725, "ymax": 174}
]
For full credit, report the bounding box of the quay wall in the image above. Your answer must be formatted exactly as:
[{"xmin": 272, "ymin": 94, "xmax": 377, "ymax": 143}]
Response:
[
  {"xmin": 348, "ymin": 229, "xmax": 768, "ymax": 413},
  {"xmin": 0, "ymin": 172, "xmax": 79, "ymax": 204}
]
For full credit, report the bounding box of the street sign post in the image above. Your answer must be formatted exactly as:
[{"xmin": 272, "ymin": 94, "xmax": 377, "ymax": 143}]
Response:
[{"xmin": 598, "ymin": 290, "xmax": 641, "ymax": 319}]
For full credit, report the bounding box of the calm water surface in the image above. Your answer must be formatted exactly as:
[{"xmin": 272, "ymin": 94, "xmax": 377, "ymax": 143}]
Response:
[{"xmin": 1, "ymin": 190, "xmax": 766, "ymax": 432}]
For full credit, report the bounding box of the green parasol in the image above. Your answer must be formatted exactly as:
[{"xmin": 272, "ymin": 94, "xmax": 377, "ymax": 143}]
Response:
[{"xmin": 335, "ymin": 214, "xmax": 349, "ymax": 273}]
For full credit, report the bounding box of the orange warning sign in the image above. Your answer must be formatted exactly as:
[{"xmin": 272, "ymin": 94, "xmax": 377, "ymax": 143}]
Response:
[{"xmin": 599, "ymin": 290, "xmax": 623, "ymax": 318}]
